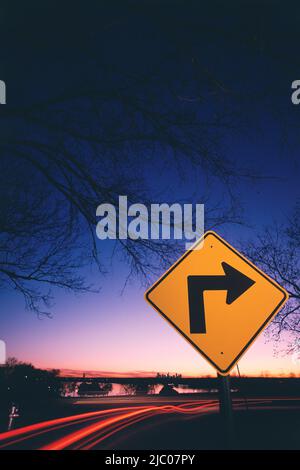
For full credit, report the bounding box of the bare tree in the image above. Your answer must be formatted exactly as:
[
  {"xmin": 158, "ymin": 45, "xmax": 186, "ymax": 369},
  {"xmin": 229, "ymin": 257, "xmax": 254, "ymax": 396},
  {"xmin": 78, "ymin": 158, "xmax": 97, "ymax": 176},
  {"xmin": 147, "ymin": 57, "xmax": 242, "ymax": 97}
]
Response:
[
  {"xmin": 0, "ymin": 57, "xmax": 254, "ymax": 315},
  {"xmin": 244, "ymin": 203, "xmax": 300, "ymax": 352},
  {"xmin": 1, "ymin": 4, "xmax": 277, "ymax": 314}
]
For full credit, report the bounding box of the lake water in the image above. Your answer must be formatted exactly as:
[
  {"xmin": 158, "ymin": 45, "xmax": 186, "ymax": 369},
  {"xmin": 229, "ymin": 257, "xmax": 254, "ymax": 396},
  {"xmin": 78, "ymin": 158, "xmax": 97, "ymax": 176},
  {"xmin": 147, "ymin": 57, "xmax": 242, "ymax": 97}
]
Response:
[{"xmin": 62, "ymin": 382, "xmax": 218, "ymax": 397}]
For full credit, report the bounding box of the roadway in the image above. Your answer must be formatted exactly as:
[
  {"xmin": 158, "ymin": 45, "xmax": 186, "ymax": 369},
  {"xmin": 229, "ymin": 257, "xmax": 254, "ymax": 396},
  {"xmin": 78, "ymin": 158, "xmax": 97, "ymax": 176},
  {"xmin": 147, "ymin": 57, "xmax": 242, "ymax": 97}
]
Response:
[{"xmin": 0, "ymin": 396, "xmax": 300, "ymax": 450}]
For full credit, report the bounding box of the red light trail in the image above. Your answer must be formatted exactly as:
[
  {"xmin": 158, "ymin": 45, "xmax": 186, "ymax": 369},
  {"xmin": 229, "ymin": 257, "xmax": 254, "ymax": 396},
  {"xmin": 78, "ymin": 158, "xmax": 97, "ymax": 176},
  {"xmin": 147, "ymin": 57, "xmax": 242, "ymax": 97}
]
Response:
[
  {"xmin": 1, "ymin": 397, "xmax": 298, "ymax": 450},
  {"xmin": 0, "ymin": 400, "xmax": 218, "ymax": 450}
]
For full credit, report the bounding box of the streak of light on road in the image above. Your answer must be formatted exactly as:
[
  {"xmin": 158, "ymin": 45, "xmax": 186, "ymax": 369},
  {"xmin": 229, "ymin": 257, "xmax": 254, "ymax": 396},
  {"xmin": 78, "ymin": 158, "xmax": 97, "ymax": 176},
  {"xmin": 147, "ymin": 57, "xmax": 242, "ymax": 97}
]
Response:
[
  {"xmin": 0, "ymin": 397, "xmax": 299, "ymax": 450},
  {"xmin": 0, "ymin": 400, "xmax": 218, "ymax": 450},
  {"xmin": 42, "ymin": 401, "xmax": 218, "ymax": 450},
  {"xmin": 0, "ymin": 406, "xmax": 148, "ymax": 448}
]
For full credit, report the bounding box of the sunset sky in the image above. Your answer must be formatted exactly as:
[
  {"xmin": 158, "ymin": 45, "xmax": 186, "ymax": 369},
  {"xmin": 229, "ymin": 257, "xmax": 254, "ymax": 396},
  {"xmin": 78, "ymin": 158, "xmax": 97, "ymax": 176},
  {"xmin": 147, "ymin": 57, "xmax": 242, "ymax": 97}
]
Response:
[
  {"xmin": 1, "ymin": 2, "xmax": 299, "ymax": 378},
  {"xmin": 1, "ymin": 270, "xmax": 299, "ymax": 377}
]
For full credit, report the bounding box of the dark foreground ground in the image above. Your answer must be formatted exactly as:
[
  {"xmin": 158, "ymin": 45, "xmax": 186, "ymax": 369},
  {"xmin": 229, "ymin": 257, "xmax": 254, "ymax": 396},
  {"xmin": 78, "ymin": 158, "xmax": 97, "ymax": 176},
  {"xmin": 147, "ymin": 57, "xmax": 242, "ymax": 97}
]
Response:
[{"xmin": 0, "ymin": 395, "xmax": 299, "ymax": 450}]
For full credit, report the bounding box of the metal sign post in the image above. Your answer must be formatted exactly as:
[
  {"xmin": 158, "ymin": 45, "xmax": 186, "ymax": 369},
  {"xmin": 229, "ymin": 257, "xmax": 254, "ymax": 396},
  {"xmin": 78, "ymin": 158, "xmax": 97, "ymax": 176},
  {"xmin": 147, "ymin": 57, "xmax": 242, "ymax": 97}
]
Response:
[{"xmin": 218, "ymin": 373, "xmax": 236, "ymax": 449}]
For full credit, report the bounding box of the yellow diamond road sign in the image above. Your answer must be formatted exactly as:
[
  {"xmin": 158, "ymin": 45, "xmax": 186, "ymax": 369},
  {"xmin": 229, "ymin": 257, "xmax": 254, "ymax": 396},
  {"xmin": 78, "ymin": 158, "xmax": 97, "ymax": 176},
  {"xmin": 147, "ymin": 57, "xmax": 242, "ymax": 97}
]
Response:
[{"xmin": 145, "ymin": 231, "xmax": 288, "ymax": 375}]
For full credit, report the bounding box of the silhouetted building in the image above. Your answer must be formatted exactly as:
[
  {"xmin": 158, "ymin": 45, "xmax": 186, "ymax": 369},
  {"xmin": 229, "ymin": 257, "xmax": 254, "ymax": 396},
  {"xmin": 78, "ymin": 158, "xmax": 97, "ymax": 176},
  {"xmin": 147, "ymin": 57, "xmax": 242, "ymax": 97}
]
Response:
[{"xmin": 159, "ymin": 384, "xmax": 179, "ymax": 396}]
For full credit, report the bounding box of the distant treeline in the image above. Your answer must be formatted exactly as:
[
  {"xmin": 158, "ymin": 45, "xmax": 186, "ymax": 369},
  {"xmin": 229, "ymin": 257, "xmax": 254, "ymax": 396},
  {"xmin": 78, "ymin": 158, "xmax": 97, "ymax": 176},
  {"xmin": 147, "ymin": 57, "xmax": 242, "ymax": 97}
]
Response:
[
  {"xmin": 0, "ymin": 358, "xmax": 61, "ymax": 404},
  {"xmin": 60, "ymin": 375, "xmax": 300, "ymax": 397}
]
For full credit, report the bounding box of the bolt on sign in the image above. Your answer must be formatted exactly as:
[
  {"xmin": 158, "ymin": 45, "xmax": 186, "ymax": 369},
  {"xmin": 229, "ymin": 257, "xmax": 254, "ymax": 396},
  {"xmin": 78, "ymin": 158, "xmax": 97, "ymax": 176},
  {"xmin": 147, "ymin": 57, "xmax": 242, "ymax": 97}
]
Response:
[{"xmin": 145, "ymin": 231, "xmax": 288, "ymax": 375}]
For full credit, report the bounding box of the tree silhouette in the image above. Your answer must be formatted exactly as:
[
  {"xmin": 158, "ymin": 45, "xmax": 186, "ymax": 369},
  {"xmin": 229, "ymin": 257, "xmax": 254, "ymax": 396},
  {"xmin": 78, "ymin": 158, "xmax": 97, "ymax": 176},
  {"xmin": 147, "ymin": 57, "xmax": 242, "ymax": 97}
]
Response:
[
  {"xmin": 0, "ymin": 357, "xmax": 61, "ymax": 403},
  {"xmin": 245, "ymin": 204, "xmax": 300, "ymax": 351},
  {"xmin": 0, "ymin": 65, "xmax": 247, "ymax": 315},
  {"xmin": 0, "ymin": 2, "xmax": 282, "ymax": 314},
  {"xmin": 123, "ymin": 382, "xmax": 155, "ymax": 396}
]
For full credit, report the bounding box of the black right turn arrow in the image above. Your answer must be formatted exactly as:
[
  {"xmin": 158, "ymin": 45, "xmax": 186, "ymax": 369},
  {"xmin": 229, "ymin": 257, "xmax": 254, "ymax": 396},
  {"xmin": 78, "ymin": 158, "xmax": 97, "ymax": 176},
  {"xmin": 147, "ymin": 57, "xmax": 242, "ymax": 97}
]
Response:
[{"xmin": 187, "ymin": 262, "xmax": 255, "ymax": 334}]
